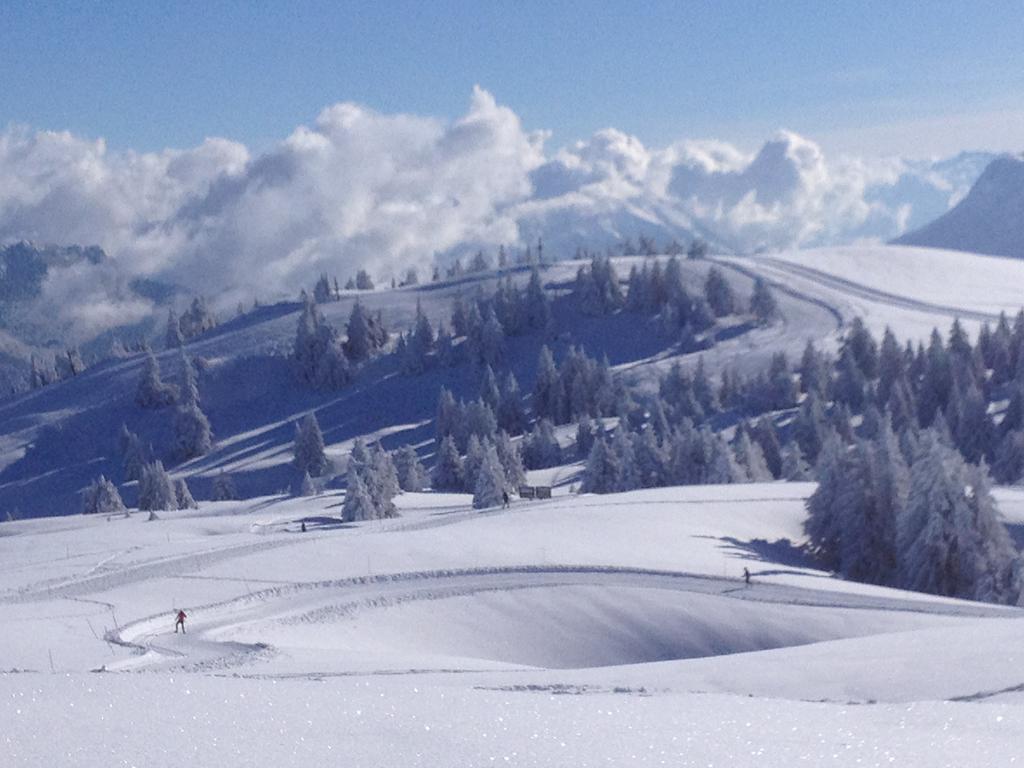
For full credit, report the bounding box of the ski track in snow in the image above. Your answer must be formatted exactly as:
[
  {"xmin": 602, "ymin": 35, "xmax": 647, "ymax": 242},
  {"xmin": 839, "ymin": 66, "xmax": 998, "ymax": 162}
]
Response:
[
  {"xmin": 0, "ymin": 536, "xmax": 300, "ymax": 603},
  {"xmin": 745, "ymin": 256, "xmax": 1003, "ymax": 324},
  {"xmin": 110, "ymin": 564, "xmax": 1020, "ymax": 676}
]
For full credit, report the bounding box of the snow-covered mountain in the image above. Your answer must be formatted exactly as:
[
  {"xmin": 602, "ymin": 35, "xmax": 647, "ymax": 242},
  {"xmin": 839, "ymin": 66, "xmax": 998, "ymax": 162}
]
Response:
[{"xmin": 894, "ymin": 153, "xmax": 1024, "ymax": 258}]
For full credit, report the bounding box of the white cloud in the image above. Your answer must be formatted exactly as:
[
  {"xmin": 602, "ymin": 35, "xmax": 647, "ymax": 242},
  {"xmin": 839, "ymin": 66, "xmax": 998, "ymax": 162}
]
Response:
[{"xmin": 0, "ymin": 89, "xmax": 995, "ymax": 341}]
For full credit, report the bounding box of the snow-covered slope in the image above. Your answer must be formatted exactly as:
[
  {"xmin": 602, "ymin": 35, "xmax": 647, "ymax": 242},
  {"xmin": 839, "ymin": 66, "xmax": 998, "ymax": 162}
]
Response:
[
  {"xmin": 2, "ymin": 484, "xmax": 1023, "ymax": 766},
  {"xmin": 0, "ymin": 260, "xmax": 840, "ymax": 519},
  {"xmin": 895, "ymin": 153, "xmax": 1024, "ymax": 259},
  {"xmin": 721, "ymin": 243, "xmax": 1024, "ymax": 342}
]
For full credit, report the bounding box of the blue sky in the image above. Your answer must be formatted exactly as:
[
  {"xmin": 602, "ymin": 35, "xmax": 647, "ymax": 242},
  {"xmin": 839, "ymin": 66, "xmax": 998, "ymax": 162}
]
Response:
[{"xmin": 1, "ymin": 0, "xmax": 1023, "ymax": 156}]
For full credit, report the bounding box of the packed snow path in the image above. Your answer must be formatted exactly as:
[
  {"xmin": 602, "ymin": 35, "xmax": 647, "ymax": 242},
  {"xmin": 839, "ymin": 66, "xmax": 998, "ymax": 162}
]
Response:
[{"xmin": 111, "ymin": 564, "xmax": 1018, "ymax": 675}]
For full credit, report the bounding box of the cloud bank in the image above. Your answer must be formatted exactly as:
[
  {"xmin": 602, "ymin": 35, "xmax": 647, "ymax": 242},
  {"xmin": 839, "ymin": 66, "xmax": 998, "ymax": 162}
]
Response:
[{"xmin": 0, "ymin": 86, "xmax": 993, "ymax": 337}]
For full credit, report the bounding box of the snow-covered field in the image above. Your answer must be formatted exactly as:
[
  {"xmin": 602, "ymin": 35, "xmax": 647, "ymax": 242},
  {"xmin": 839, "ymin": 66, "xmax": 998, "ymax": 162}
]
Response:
[
  {"xmin": 722, "ymin": 244, "xmax": 1024, "ymax": 342},
  {"xmin": 4, "ymin": 484, "xmax": 1024, "ymax": 766}
]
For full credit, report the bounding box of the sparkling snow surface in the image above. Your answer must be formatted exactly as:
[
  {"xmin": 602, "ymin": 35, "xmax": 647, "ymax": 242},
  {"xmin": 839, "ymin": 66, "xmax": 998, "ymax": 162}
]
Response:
[{"xmin": 3, "ymin": 484, "xmax": 1024, "ymax": 766}]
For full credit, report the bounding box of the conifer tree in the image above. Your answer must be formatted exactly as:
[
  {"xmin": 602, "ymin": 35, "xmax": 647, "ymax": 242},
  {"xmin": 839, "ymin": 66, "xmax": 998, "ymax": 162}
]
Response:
[
  {"xmin": 82, "ymin": 476, "xmax": 126, "ymax": 515},
  {"xmin": 174, "ymin": 478, "xmax": 198, "ymax": 509},
  {"xmin": 136, "ymin": 351, "xmax": 177, "ymax": 408},
  {"xmin": 394, "ymin": 445, "xmax": 428, "ymax": 492},
  {"xmin": 432, "ymin": 435, "xmax": 465, "ymax": 492},
  {"xmin": 138, "ymin": 461, "xmax": 178, "ymax": 511},
  {"xmin": 473, "ymin": 443, "xmax": 507, "ymax": 509},
  {"xmin": 293, "ymin": 413, "xmax": 328, "ymax": 477}
]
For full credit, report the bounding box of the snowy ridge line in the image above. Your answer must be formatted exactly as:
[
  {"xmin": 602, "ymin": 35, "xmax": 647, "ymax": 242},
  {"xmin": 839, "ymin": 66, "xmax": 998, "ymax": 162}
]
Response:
[
  {"xmin": 712, "ymin": 257, "xmax": 844, "ymax": 330},
  {"xmin": 110, "ymin": 564, "xmax": 1020, "ymax": 663},
  {"xmin": 0, "ymin": 536, "xmax": 299, "ymax": 604},
  {"xmin": 755, "ymin": 256, "xmax": 1003, "ymax": 323}
]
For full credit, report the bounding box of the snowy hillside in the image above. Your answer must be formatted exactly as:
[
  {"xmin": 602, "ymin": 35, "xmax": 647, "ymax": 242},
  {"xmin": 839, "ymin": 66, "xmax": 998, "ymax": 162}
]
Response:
[
  {"xmin": 0, "ymin": 259, "xmax": 836, "ymax": 519},
  {"xmin": 3, "ymin": 483, "xmax": 1024, "ymax": 765},
  {"xmin": 721, "ymin": 243, "xmax": 1024, "ymax": 341},
  {"xmin": 895, "ymin": 153, "xmax": 1024, "ymax": 259}
]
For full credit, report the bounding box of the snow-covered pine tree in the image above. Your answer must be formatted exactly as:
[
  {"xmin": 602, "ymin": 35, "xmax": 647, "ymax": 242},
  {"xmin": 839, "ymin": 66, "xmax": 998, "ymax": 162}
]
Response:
[
  {"xmin": 179, "ymin": 297, "xmax": 218, "ymax": 339},
  {"xmin": 497, "ymin": 372, "xmax": 528, "ymax": 435},
  {"xmin": 344, "ymin": 301, "xmax": 376, "ymax": 362},
  {"xmin": 138, "ymin": 461, "xmax": 178, "ymax": 511},
  {"xmin": 211, "ymin": 471, "xmax": 237, "ymax": 501},
  {"xmin": 575, "ymin": 416, "xmax": 597, "ymax": 459},
  {"xmin": 432, "ymin": 435, "xmax": 464, "ymax": 491},
  {"xmin": 733, "ymin": 430, "xmax": 772, "ymax": 482},
  {"xmin": 704, "ymin": 266, "xmax": 736, "ymax": 317},
  {"xmin": 342, "ymin": 468, "xmax": 377, "ymax": 522},
  {"xmin": 493, "ymin": 430, "xmax": 526, "ymax": 490},
  {"xmin": 532, "ymin": 346, "xmax": 564, "ymax": 422},
  {"xmin": 355, "ymin": 269, "xmax": 374, "ymax": 290},
  {"xmin": 367, "ymin": 443, "xmax": 400, "ymax": 517},
  {"xmin": 174, "ymin": 400, "xmax": 213, "ymax": 460},
  {"xmin": 580, "ymin": 438, "xmax": 620, "ymax": 494},
  {"xmin": 174, "ymin": 478, "xmax": 198, "ymax": 509},
  {"xmin": 295, "ymin": 471, "xmax": 317, "ymax": 497},
  {"xmin": 313, "ymin": 274, "xmax": 334, "ymax": 304},
  {"xmin": 394, "ymin": 445, "xmax": 428, "ymax": 492},
  {"xmin": 522, "ymin": 419, "xmax": 562, "ymax": 469},
  {"xmin": 120, "ymin": 428, "xmax": 147, "ymax": 482},
  {"xmin": 749, "ymin": 277, "xmax": 778, "ymax": 325},
  {"xmin": 462, "ymin": 435, "xmax": 486, "ymax": 493},
  {"xmin": 480, "ymin": 365, "xmax": 501, "ymax": 412},
  {"xmin": 82, "ymin": 476, "xmax": 126, "ymax": 515},
  {"xmin": 293, "ymin": 413, "xmax": 328, "ymax": 477},
  {"xmin": 524, "ymin": 267, "xmax": 552, "ymax": 331},
  {"xmin": 780, "ymin": 442, "xmax": 811, "ymax": 481},
  {"xmin": 472, "ymin": 443, "xmax": 506, "ymax": 510},
  {"xmin": 136, "ymin": 351, "xmax": 177, "ymax": 408},
  {"xmin": 166, "ymin": 309, "xmax": 184, "ymax": 349}
]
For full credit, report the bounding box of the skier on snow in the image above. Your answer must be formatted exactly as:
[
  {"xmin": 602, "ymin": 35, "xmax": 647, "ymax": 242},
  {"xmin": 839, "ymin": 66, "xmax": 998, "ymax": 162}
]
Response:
[{"xmin": 174, "ymin": 609, "xmax": 187, "ymax": 633}]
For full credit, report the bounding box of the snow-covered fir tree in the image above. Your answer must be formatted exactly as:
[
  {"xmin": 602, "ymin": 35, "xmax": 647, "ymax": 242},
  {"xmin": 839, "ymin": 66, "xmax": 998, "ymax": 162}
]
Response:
[
  {"xmin": 522, "ymin": 419, "xmax": 562, "ymax": 469},
  {"xmin": 166, "ymin": 309, "xmax": 184, "ymax": 349},
  {"xmin": 174, "ymin": 401, "xmax": 213, "ymax": 461},
  {"xmin": 293, "ymin": 298, "xmax": 352, "ymax": 390},
  {"xmin": 293, "ymin": 413, "xmax": 328, "ymax": 477},
  {"xmin": 493, "ymin": 430, "xmax": 526, "ymax": 490},
  {"xmin": 136, "ymin": 351, "xmax": 177, "ymax": 408},
  {"xmin": 179, "ymin": 297, "xmax": 217, "ymax": 340},
  {"xmin": 432, "ymin": 435, "xmax": 464, "ymax": 491},
  {"xmin": 703, "ymin": 267, "xmax": 736, "ymax": 317},
  {"xmin": 749, "ymin": 277, "xmax": 778, "ymax": 325},
  {"xmin": 211, "ymin": 471, "xmax": 237, "ymax": 501},
  {"xmin": 394, "ymin": 445, "xmax": 428, "ymax": 492},
  {"xmin": 342, "ymin": 468, "xmax": 376, "ymax": 522},
  {"xmin": 472, "ymin": 442, "xmax": 506, "ymax": 509},
  {"xmin": 82, "ymin": 476, "xmax": 126, "ymax": 515},
  {"xmin": 172, "ymin": 478, "xmax": 197, "ymax": 509},
  {"xmin": 138, "ymin": 461, "xmax": 177, "ymax": 511}
]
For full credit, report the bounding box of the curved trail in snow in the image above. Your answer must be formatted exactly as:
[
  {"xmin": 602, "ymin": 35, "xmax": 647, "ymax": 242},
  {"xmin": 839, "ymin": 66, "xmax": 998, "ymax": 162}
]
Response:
[
  {"xmin": 110, "ymin": 564, "xmax": 1020, "ymax": 675},
  {"xmin": 746, "ymin": 256, "xmax": 1004, "ymax": 324}
]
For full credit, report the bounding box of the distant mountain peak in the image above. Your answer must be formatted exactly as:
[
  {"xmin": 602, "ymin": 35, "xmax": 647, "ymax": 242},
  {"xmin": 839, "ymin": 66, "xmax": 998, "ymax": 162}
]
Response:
[{"xmin": 894, "ymin": 153, "xmax": 1024, "ymax": 258}]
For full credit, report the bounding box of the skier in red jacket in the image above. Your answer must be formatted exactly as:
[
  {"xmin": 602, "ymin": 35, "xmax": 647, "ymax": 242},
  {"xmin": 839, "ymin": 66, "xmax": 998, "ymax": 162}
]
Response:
[{"xmin": 175, "ymin": 610, "xmax": 187, "ymax": 634}]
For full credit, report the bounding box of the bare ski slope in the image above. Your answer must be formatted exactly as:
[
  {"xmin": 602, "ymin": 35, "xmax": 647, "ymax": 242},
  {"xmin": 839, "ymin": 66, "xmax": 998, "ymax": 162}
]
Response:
[{"xmin": 4, "ymin": 484, "xmax": 1024, "ymax": 765}]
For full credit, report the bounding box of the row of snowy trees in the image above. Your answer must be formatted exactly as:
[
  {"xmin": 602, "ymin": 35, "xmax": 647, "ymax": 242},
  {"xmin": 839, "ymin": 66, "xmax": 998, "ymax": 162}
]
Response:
[
  {"xmin": 292, "ymin": 297, "xmax": 389, "ymax": 390},
  {"xmin": 533, "ymin": 345, "xmax": 616, "ymax": 424},
  {"xmin": 782, "ymin": 316, "xmax": 1024, "ymax": 484},
  {"xmin": 806, "ymin": 424, "xmax": 1023, "ymax": 605},
  {"xmin": 579, "ymin": 416, "xmax": 807, "ymax": 494},
  {"xmin": 135, "ymin": 350, "xmax": 214, "ymax": 462},
  {"xmin": 432, "ymin": 431, "xmax": 524, "ymax": 508},
  {"xmin": 165, "ymin": 297, "xmax": 218, "ymax": 349},
  {"xmin": 29, "ymin": 348, "xmax": 86, "ymax": 390},
  {"xmin": 575, "ymin": 255, "xmax": 778, "ymax": 331}
]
